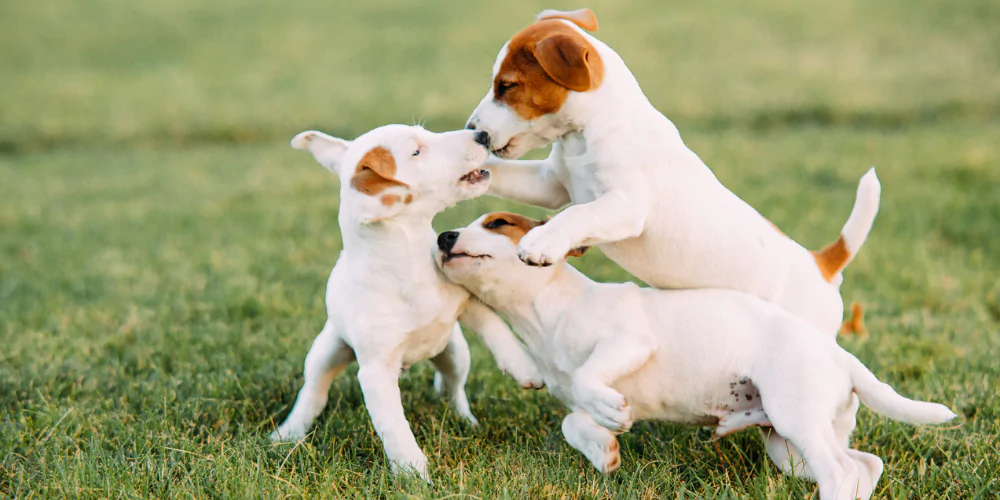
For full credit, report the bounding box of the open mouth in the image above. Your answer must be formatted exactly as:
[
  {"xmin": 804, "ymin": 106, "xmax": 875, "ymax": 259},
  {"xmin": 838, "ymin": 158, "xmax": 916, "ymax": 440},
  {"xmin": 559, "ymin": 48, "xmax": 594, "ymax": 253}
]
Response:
[
  {"xmin": 491, "ymin": 141, "xmax": 514, "ymax": 158},
  {"xmin": 442, "ymin": 252, "xmax": 490, "ymax": 263},
  {"xmin": 459, "ymin": 169, "xmax": 490, "ymax": 185}
]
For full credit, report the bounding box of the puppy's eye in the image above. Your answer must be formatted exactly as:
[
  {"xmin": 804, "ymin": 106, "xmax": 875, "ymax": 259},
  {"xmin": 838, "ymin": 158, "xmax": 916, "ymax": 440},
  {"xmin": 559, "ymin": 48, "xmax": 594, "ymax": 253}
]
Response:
[
  {"xmin": 495, "ymin": 81, "xmax": 517, "ymax": 97},
  {"xmin": 411, "ymin": 148, "xmax": 421, "ymax": 157},
  {"xmin": 484, "ymin": 218, "xmax": 512, "ymax": 229}
]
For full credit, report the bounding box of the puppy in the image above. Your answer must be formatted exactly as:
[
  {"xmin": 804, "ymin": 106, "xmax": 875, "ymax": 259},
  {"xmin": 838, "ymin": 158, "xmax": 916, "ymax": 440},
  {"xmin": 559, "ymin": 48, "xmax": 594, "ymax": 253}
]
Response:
[
  {"xmin": 435, "ymin": 212, "xmax": 956, "ymax": 500},
  {"xmin": 465, "ymin": 9, "xmax": 880, "ymax": 336},
  {"xmin": 270, "ymin": 125, "xmax": 542, "ymax": 480}
]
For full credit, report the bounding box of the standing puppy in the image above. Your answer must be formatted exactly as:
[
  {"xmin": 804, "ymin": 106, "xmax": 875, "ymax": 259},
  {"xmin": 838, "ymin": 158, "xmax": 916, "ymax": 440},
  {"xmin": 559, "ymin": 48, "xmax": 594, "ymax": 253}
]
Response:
[
  {"xmin": 466, "ymin": 9, "xmax": 880, "ymax": 336},
  {"xmin": 435, "ymin": 213, "xmax": 956, "ymax": 500},
  {"xmin": 270, "ymin": 125, "xmax": 542, "ymax": 480}
]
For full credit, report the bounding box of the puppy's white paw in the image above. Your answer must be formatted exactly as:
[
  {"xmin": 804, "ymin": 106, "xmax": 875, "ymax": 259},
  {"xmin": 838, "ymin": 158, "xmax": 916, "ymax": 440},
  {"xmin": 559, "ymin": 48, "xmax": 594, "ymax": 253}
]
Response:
[
  {"xmin": 582, "ymin": 436, "xmax": 622, "ymax": 474},
  {"xmin": 270, "ymin": 424, "xmax": 307, "ymax": 443},
  {"xmin": 517, "ymin": 227, "xmax": 572, "ymax": 267},
  {"xmin": 575, "ymin": 384, "xmax": 633, "ymax": 433},
  {"xmin": 390, "ymin": 453, "xmax": 431, "ymax": 483}
]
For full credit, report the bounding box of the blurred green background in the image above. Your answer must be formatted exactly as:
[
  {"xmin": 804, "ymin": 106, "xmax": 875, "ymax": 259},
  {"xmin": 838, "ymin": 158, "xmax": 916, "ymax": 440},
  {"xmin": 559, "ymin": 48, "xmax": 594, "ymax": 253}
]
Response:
[{"xmin": 1, "ymin": 0, "xmax": 998, "ymax": 497}]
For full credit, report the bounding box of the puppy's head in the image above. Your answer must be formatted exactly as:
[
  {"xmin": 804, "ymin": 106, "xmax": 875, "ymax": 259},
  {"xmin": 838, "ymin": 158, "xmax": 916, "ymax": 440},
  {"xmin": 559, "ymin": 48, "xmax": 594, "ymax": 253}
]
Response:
[
  {"xmin": 466, "ymin": 9, "xmax": 604, "ymax": 159},
  {"xmin": 291, "ymin": 125, "xmax": 491, "ymax": 224},
  {"xmin": 435, "ymin": 212, "xmax": 588, "ymax": 295}
]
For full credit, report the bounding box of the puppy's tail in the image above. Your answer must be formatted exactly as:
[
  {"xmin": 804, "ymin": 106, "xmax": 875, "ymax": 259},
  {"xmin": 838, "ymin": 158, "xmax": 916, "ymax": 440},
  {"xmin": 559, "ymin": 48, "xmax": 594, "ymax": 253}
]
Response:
[
  {"xmin": 812, "ymin": 168, "xmax": 881, "ymax": 282},
  {"xmin": 834, "ymin": 347, "xmax": 956, "ymax": 425}
]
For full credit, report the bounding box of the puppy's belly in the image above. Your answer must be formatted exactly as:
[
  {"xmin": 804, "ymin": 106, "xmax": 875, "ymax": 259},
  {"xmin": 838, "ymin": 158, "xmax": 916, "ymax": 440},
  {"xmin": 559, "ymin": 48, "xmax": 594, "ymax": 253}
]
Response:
[
  {"xmin": 598, "ymin": 236, "xmax": 784, "ymax": 300},
  {"xmin": 617, "ymin": 373, "xmax": 771, "ymax": 434},
  {"xmin": 713, "ymin": 377, "xmax": 771, "ymax": 435}
]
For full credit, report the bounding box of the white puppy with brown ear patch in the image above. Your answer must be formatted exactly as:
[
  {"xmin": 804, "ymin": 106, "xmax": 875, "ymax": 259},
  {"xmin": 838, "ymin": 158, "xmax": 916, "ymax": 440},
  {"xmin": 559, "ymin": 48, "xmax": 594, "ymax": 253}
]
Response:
[
  {"xmin": 466, "ymin": 8, "xmax": 880, "ymax": 338},
  {"xmin": 269, "ymin": 125, "xmax": 542, "ymax": 480},
  {"xmin": 435, "ymin": 212, "xmax": 955, "ymax": 500}
]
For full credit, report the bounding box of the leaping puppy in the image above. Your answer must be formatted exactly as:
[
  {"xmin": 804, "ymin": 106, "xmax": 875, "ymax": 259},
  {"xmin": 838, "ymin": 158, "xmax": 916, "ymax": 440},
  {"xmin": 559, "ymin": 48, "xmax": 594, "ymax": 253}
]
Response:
[
  {"xmin": 269, "ymin": 125, "xmax": 542, "ymax": 480},
  {"xmin": 466, "ymin": 8, "xmax": 880, "ymax": 337},
  {"xmin": 435, "ymin": 212, "xmax": 956, "ymax": 500}
]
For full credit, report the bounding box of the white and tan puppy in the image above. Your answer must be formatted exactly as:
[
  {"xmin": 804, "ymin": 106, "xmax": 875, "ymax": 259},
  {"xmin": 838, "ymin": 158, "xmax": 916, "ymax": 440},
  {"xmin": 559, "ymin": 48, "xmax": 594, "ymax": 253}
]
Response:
[
  {"xmin": 270, "ymin": 125, "xmax": 542, "ymax": 480},
  {"xmin": 466, "ymin": 9, "xmax": 880, "ymax": 336},
  {"xmin": 435, "ymin": 212, "xmax": 955, "ymax": 500}
]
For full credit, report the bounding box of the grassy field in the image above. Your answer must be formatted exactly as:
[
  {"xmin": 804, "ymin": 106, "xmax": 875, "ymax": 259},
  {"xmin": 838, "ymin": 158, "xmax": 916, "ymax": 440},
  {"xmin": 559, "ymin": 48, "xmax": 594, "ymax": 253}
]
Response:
[{"xmin": 2, "ymin": 0, "xmax": 999, "ymax": 497}]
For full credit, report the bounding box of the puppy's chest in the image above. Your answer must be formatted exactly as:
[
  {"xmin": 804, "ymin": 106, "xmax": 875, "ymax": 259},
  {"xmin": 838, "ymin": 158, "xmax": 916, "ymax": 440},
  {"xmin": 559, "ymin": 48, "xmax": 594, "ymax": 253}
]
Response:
[
  {"xmin": 399, "ymin": 316, "xmax": 456, "ymax": 364},
  {"xmin": 397, "ymin": 284, "xmax": 466, "ymax": 364},
  {"xmin": 559, "ymin": 155, "xmax": 606, "ymax": 203}
]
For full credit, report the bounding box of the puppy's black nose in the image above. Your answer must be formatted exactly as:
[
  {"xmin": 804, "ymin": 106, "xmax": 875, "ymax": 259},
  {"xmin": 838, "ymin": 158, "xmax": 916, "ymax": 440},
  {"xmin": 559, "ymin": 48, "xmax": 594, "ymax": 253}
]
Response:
[
  {"xmin": 437, "ymin": 231, "xmax": 459, "ymax": 253},
  {"xmin": 473, "ymin": 130, "xmax": 490, "ymax": 149}
]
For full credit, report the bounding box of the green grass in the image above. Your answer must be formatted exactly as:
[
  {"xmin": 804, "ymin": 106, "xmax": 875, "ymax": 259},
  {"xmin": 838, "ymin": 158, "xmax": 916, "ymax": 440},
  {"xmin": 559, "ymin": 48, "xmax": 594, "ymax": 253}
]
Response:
[{"xmin": 1, "ymin": 0, "xmax": 998, "ymax": 497}]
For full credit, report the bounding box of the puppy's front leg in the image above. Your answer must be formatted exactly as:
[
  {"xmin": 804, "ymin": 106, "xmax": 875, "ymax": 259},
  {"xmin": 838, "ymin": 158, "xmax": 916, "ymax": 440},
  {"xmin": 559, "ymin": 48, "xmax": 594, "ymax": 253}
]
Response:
[
  {"xmin": 459, "ymin": 300, "xmax": 544, "ymax": 389},
  {"xmin": 485, "ymin": 157, "xmax": 570, "ymax": 209},
  {"xmin": 518, "ymin": 189, "xmax": 647, "ymax": 266},
  {"xmin": 355, "ymin": 359, "xmax": 429, "ymax": 480},
  {"xmin": 572, "ymin": 332, "xmax": 656, "ymax": 432}
]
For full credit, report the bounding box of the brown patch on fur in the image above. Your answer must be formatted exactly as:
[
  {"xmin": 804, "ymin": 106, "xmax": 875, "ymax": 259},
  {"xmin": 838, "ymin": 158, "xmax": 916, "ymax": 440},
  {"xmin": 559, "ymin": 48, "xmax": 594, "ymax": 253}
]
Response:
[
  {"xmin": 481, "ymin": 212, "xmax": 544, "ymax": 245},
  {"xmin": 840, "ymin": 302, "xmax": 867, "ymax": 337},
  {"xmin": 482, "ymin": 212, "xmax": 589, "ymax": 258},
  {"xmin": 404, "ymin": 194, "xmax": 413, "ymax": 204},
  {"xmin": 537, "ymin": 8, "xmax": 599, "ymax": 32},
  {"xmin": 812, "ymin": 236, "xmax": 851, "ymax": 282},
  {"xmin": 493, "ymin": 20, "xmax": 604, "ymax": 121},
  {"xmin": 380, "ymin": 194, "xmax": 400, "ymax": 206},
  {"xmin": 350, "ymin": 146, "xmax": 408, "ymax": 195}
]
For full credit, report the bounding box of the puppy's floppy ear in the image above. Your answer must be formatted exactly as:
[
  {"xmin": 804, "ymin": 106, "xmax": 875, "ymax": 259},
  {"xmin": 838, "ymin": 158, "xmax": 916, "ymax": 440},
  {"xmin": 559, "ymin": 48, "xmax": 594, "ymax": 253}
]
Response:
[
  {"xmin": 291, "ymin": 130, "xmax": 351, "ymax": 174},
  {"xmin": 534, "ymin": 31, "xmax": 603, "ymax": 92},
  {"xmin": 537, "ymin": 8, "xmax": 599, "ymax": 31},
  {"xmin": 349, "ymin": 146, "xmax": 414, "ymax": 225},
  {"xmin": 566, "ymin": 246, "xmax": 590, "ymax": 258}
]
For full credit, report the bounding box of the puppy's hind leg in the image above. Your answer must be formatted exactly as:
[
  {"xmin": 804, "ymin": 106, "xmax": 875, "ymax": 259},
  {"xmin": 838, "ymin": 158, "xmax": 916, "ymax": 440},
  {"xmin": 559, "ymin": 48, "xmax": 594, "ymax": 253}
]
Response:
[
  {"xmin": 761, "ymin": 428, "xmax": 812, "ymax": 480},
  {"xmin": 561, "ymin": 411, "xmax": 622, "ymax": 474},
  {"xmin": 429, "ymin": 323, "xmax": 479, "ymax": 426},
  {"xmin": 271, "ymin": 322, "xmax": 355, "ymax": 442},
  {"xmin": 835, "ymin": 397, "xmax": 883, "ymax": 500},
  {"xmin": 763, "ymin": 390, "xmax": 868, "ymax": 499}
]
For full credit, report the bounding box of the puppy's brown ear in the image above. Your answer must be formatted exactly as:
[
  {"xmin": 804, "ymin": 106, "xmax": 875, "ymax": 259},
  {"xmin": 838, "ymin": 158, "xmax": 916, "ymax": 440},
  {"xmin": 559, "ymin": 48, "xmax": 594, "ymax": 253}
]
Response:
[
  {"xmin": 534, "ymin": 32, "xmax": 604, "ymax": 92},
  {"xmin": 350, "ymin": 146, "xmax": 413, "ymax": 224},
  {"xmin": 537, "ymin": 8, "xmax": 599, "ymax": 31},
  {"xmin": 566, "ymin": 246, "xmax": 590, "ymax": 258},
  {"xmin": 351, "ymin": 146, "xmax": 408, "ymax": 195}
]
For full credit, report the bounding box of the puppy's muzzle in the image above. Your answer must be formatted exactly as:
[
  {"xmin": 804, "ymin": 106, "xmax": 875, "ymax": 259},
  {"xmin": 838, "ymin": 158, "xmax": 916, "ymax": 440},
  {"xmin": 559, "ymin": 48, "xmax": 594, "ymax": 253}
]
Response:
[{"xmin": 437, "ymin": 231, "xmax": 459, "ymax": 253}]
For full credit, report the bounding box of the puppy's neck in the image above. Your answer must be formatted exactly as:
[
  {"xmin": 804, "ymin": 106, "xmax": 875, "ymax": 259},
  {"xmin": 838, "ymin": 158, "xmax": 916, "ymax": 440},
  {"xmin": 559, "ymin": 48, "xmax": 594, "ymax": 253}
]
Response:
[
  {"xmin": 342, "ymin": 212, "xmax": 438, "ymax": 271},
  {"xmin": 480, "ymin": 264, "xmax": 594, "ymax": 336}
]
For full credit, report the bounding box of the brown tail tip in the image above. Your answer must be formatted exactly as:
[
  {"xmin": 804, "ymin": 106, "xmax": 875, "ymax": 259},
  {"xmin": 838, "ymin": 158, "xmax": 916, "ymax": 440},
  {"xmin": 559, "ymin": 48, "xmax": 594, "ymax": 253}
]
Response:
[
  {"xmin": 812, "ymin": 236, "xmax": 852, "ymax": 282},
  {"xmin": 839, "ymin": 302, "xmax": 866, "ymax": 337}
]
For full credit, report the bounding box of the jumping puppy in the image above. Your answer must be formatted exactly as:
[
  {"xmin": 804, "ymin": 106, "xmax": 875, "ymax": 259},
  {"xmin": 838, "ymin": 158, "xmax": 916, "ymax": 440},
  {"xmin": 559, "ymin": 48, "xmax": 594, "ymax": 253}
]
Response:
[
  {"xmin": 270, "ymin": 125, "xmax": 542, "ymax": 480},
  {"xmin": 466, "ymin": 8, "xmax": 880, "ymax": 337},
  {"xmin": 435, "ymin": 212, "xmax": 955, "ymax": 500}
]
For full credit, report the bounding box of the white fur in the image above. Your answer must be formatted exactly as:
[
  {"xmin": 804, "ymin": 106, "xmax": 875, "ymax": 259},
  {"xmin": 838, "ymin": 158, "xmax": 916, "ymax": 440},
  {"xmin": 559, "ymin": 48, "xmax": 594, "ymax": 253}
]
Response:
[
  {"xmin": 270, "ymin": 125, "xmax": 542, "ymax": 480},
  {"xmin": 467, "ymin": 19, "xmax": 881, "ymax": 335},
  {"xmin": 436, "ymin": 216, "xmax": 955, "ymax": 500}
]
